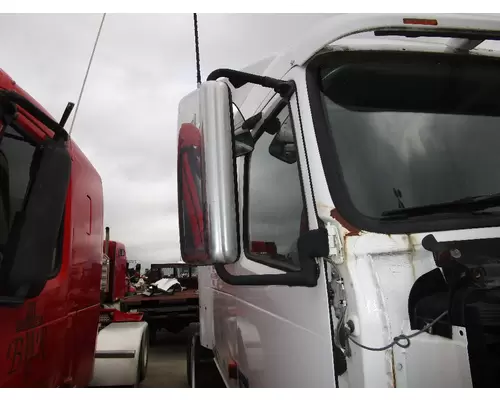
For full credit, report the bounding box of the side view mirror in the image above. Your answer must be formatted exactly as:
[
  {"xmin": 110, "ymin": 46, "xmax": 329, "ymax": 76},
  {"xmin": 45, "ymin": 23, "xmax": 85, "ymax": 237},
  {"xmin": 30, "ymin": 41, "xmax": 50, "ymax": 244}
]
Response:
[
  {"xmin": 0, "ymin": 137, "xmax": 70, "ymax": 304},
  {"xmin": 177, "ymin": 68, "xmax": 325, "ymax": 288},
  {"xmin": 177, "ymin": 81, "xmax": 240, "ymax": 266}
]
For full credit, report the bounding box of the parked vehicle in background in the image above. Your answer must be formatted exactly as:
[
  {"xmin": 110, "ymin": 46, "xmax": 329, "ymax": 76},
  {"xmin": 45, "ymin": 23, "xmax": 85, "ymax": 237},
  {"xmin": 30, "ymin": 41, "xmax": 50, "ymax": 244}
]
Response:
[
  {"xmin": 120, "ymin": 263, "xmax": 199, "ymax": 344},
  {"xmin": 0, "ymin": 70, "xmax": 148, "ymax": 387}
]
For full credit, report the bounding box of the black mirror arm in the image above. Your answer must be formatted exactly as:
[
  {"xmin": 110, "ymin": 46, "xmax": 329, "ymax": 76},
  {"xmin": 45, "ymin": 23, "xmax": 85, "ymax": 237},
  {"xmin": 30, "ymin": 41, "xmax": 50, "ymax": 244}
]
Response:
[
  {"xmin": 207, "ymin": 68, "xmax": 293, "ymax": 97},
  {"xmin": 214, "ymin": 228, "xmax": 329, "ymax": 288}
]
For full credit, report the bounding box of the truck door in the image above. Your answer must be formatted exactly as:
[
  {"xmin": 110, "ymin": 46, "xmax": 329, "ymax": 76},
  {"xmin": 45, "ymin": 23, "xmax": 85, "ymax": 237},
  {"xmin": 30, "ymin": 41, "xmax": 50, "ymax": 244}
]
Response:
[
  {"xmin": 65, "ymin": 150, "xmax": 103, "ymax": 387},
  {"xmin": 229, "ymin": 83, "xmax": 337, "ymax": 387},
  {"xmin": 0, "ymin": 124, "xmax": 68, "ymax": 387}
]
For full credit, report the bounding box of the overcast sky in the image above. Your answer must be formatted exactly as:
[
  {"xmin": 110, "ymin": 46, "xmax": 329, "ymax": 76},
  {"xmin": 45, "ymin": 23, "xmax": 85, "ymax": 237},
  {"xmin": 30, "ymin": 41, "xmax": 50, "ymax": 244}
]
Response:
[{"xmin": 0, "ymin": 13, "xmax": 333, "ymax": 267}]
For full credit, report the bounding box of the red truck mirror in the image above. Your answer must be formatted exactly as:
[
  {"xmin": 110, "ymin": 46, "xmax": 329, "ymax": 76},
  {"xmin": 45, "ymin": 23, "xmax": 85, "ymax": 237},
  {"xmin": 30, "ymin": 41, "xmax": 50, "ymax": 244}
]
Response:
[
  {"xmin": 1, "ymin": 137, "xmax": 71, "ymax": 304},
  {"xmin": 177, "ymin": 81, "xmax": 240, "ymax": 266}
]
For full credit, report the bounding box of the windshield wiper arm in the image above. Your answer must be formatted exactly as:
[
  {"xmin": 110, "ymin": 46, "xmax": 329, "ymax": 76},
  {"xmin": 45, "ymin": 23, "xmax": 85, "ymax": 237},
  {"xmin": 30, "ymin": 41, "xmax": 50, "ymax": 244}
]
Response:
[{"xmin": 381, "ymin": 193, "xmax": 500, "ymax": 220}]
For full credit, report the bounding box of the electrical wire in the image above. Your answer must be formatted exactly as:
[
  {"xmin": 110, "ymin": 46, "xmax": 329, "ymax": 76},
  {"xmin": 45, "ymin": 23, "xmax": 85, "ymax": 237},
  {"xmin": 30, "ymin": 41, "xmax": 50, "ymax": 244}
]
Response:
[
  {"xmin": 68, "ymin": 13, "xmax": 106, "ymax": 138},
  {"xmin": 324, "ymin": 257, "xmax": 450, "ymax": 354},
  {"xmin": 348, "ymin": 310, "xmax": 449, "ymax": 352}
]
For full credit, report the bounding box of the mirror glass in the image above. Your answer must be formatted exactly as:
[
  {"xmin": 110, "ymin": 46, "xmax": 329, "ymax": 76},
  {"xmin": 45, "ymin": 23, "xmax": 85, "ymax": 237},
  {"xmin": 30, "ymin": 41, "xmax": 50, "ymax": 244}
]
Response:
[
  {"xmin": 268, "ymin": 110, "xmax": 297, "ymax": 164},
  {"xmin": 177, "ymin": 82, "xmax": 240, "ymax": 266},
  {"xmin": 233, "ymin": 103, "xmax": 255, "ymax": 158},
  {"xmin": 177, "ymin": 119, "xmax": 209, "ymax": 264}
]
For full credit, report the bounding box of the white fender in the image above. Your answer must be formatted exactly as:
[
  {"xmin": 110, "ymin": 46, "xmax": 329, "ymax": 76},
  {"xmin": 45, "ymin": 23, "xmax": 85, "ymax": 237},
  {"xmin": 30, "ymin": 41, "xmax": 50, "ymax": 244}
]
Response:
[{"xmin": 90, "ymin": 321, "xmax": 149, "ymax": 387}]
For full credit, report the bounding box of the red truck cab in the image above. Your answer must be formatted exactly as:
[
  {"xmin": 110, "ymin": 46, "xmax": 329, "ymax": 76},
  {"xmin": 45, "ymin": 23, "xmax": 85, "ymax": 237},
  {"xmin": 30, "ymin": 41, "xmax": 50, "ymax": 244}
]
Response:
[
  {"xmin": 0, "ymin": 69, "xmax": 104, "ymax": 387},
  {"xmin": 0, "ymin": 69, "xmax": 148, "ymax": 387}
]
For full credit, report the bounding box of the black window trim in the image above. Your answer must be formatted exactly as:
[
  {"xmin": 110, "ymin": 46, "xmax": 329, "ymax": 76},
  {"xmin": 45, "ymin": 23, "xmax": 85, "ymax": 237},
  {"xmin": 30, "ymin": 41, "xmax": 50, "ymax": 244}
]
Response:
[
  {"xmin": 243, "ymin": 93, "xmax": 312, "ymax": 273},
  {"xmin": 306, "ymin": 49, "xmax": 500, "ymax": 235}
]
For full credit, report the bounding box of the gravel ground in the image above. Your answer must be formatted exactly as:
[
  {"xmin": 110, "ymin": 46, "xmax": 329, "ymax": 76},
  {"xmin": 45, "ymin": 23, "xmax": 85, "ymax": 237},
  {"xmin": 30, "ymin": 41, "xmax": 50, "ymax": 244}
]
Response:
[{"xmin": 139, "ymin": 329, "xmax": 189, "ymax": 388}]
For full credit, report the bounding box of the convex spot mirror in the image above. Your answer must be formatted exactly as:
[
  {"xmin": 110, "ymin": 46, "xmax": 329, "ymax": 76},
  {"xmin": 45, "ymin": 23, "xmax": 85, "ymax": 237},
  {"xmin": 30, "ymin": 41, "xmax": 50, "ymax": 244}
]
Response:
[
  {"xmin": 268, "ymin": 111, "xmax": 297, "ymax": 164},
  {"xmin": 233, "ymin": 104, "xmax": 255, "ymax": 158},
  {"xmin": 177, "ymin": 81, "xmax": 240, "ymax": 266}
]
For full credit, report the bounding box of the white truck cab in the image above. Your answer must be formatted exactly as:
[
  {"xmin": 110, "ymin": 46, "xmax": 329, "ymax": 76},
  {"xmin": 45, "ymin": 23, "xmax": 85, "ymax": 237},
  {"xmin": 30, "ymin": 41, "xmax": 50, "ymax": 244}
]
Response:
[{"xmin": 176, "ymin": 14, "xmax": 500, "ymax": 388}]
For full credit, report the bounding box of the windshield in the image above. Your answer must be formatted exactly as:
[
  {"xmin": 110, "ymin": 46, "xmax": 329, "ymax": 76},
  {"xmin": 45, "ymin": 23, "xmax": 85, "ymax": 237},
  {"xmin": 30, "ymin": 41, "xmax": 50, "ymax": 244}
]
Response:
[{"xmin": 310, "ymin": 51, "xmax": 500, "ymax": 233}]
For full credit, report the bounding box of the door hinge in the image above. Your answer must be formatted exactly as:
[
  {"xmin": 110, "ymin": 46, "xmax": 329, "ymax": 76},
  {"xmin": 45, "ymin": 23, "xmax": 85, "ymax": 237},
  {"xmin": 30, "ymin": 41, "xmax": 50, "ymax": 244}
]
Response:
[{"xmin": 326, "ymin": 222, "xmax": 344, "ymax": 265}]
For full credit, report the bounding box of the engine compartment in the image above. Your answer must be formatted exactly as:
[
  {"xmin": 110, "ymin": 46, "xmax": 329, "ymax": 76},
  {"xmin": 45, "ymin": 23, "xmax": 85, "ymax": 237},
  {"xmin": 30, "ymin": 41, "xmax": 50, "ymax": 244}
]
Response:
[{"xmin": 409, "ymin": 234, "xmax": 500, "ymax": 387}]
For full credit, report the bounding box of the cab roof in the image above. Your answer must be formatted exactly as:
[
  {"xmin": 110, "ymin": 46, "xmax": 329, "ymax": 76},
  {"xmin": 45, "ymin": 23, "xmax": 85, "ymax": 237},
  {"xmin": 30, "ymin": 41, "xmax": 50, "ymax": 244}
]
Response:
[{"xmin": 231, "ymin": 13, "xmax": 500, "ymax": 115}]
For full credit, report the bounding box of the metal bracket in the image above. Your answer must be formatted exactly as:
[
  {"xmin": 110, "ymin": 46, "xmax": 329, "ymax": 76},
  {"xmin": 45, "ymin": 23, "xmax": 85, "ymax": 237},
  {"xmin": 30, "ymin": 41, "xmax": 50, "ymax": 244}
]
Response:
[
  {"xmin": 445, "ymin": 38, "xmax": 485, "ymax": 53},
  {"xmin": 326, "ymin": 222, "xmax": 344, "ymax": 265}
]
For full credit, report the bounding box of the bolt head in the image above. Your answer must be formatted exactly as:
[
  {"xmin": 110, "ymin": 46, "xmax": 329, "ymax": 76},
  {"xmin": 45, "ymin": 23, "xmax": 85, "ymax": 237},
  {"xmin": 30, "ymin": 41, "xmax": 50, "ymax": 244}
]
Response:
[{"xmin": 450, "ymin": 249, "xmax": 461, "ymax": 259}]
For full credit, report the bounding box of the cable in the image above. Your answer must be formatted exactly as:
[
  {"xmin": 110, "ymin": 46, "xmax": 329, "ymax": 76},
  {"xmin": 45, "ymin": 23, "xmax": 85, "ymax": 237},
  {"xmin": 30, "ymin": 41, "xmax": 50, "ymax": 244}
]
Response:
[
  {"xmin": 193, "ymin": 13, "xmax": 202, "ymax": 87},
  {"xmin": 324, "ymin": 257, "xmax": 450, "ymax": 354},
  {"xmin": 348, "ymin": 310, "xmax": 449, "ymax": 352},
  {"xmin": 68, "ymin": 13, "xmax": 106, "ymax": 137}
]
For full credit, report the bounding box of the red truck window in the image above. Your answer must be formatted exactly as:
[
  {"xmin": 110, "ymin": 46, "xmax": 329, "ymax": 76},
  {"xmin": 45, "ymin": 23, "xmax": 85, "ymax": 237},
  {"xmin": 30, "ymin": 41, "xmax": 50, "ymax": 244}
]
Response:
[
  {"xmin": 0, "ymin": 126, "xmax": 36, "ymax": 251},
  {"xmin": 0, "ymin": 145, "xmax": 9, "ymax": 249}
]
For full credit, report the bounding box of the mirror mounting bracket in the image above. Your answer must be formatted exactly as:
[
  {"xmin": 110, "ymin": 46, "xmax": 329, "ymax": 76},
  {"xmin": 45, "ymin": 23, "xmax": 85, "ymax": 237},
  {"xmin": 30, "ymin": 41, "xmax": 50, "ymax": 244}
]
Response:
[
  {"xmin": 207, "ymin": 68, "xmax": 297, "ymax": 159},
  {"xmin": 207, "ymin": 68, "xmax": 294, "ymax": 98},
  {"xmin": 214, "ymin": 228, "xmax": 330, "ymax": 287}
]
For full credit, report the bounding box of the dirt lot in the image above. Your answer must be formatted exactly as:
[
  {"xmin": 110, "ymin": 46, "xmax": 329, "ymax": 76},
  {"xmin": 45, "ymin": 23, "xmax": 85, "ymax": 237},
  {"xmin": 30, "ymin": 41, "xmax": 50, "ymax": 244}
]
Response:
[{"xmin": 140, "ymin": 329, "xmax": 189, "ymax": 388}]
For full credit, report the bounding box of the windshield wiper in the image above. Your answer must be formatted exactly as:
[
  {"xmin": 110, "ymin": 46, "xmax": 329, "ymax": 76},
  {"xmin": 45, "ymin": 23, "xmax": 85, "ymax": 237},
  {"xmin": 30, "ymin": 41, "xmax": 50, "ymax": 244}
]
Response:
[{"xmin": 381, "ymin": 193, "xmax": 500, "ymax": 220}]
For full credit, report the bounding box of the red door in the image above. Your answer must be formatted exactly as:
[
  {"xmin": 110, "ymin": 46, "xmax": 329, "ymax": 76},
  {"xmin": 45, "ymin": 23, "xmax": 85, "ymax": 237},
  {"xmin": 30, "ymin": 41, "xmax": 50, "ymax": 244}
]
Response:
[{"xmin": 0, "ymin": 123, "xmax": 70, "ymax": 387}]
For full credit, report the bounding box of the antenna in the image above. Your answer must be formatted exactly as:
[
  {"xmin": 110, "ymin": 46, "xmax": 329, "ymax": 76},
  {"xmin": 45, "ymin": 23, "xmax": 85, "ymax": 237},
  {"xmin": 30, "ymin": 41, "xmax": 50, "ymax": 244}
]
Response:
[
  {"xmin": 193, "ymin": 13, "xmax": 202, "ymax": 88},
  {"xmin": 69, "ymin": 13, "xmax": 106, "ymax": 138}
]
